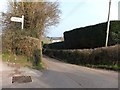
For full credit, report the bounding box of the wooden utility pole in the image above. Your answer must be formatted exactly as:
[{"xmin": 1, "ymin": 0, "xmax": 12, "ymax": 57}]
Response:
[{"xmin": 105, "ymin": 0, "xmax": 111, "ymax": 47}]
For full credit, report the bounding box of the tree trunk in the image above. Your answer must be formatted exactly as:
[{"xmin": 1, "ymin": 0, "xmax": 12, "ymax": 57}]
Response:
[{"xmin": 38, "ymin": 31, "xmax": 43, "ymax": 65}]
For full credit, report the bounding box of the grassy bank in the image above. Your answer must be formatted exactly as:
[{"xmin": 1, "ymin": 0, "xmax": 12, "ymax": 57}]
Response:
[{"xmin": 2, "ymin": 53, "xmax": 44, "ymax": 70}]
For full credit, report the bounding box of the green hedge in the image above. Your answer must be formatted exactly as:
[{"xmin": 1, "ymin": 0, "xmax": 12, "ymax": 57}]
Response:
[
  {"xmin": 64, "ymin": 21, "xmax": 120, "ymax": 49},
  {"xmin": 13, "ymin": 36, "xmax": 40, "ymax": 57},
  {"xmin": 43, "ymin": 41, "xmax": 64, "ymax": 49},
  {"xmin": 43, "ymin": 44, "xmax": 119, "ymax": 70}
]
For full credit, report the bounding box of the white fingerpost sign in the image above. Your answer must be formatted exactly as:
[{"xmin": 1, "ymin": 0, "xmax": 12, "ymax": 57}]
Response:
[{"xmin": 10, "ymin": 15, "xmax": 24, "ymax": 29}]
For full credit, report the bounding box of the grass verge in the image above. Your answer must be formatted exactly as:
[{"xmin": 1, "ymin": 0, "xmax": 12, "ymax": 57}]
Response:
[
  {"xmin": 2, "ymin": 53, "xmax": 44, "ymax": 70},
  {"xmin": 85, "ymin": 64, "xmax": 119, "ymax": 71}
]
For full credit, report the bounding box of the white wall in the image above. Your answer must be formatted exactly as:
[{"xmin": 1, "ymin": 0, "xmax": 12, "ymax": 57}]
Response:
[{"xmin": 52, "ymin": 40, "xmax": 62, "ymax": 43}]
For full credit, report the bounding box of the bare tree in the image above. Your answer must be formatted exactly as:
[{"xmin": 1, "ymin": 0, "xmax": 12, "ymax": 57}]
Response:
[{"xmin": 2, "ymin": 1, "xmax": 61, "ymax": 65}]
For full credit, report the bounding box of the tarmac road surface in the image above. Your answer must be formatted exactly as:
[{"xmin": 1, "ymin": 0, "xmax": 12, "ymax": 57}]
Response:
[{"xmin": 0, "ymin": 56, "xmax": 118, "ymax": 88}]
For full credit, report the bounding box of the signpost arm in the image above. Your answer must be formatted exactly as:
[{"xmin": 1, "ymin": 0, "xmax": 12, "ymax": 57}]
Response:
[{"xmin": 10, "ymin": 15, "xmax": 24, "ymax": 30}]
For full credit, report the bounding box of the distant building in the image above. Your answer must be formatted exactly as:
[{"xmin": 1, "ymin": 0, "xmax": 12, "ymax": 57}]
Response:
[
  {"xmin": 47, "ymin": 37, "xmax": 64, "ymax": 43},
  {"xmin": 118, "ymin": 1, "xmax": 120, "ymax": 20}
]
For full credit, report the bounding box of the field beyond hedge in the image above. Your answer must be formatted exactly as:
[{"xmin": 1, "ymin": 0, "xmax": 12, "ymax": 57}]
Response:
[{"xmin": 43, "ymin": 44, "xmax": 119, "ymax": 71}]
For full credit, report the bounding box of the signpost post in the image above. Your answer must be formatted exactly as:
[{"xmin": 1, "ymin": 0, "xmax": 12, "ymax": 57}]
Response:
[
  {"xmin": 10, "ymin": 15, "xmax": 24, "ymax": 30},
  {"xmin": 21, "ymin": 15, "xmax": 24, "ymax": 30}
]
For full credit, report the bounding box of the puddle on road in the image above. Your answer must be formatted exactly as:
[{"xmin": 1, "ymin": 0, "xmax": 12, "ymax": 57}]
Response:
[{"xmin": 12, "ymin": 75, "xmax": 32, "ymax": 83}]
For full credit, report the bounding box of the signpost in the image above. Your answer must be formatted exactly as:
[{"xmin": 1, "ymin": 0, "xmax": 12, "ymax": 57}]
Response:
[{"xmin": 10, "ymin": 15, "xmax": 24, "ymax": 29}]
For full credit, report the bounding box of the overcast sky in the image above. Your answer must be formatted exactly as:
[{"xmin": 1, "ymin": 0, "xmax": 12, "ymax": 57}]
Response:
[{"xmin": 0, "ymin": 0, "xmax": 120, "ymax": 37}]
